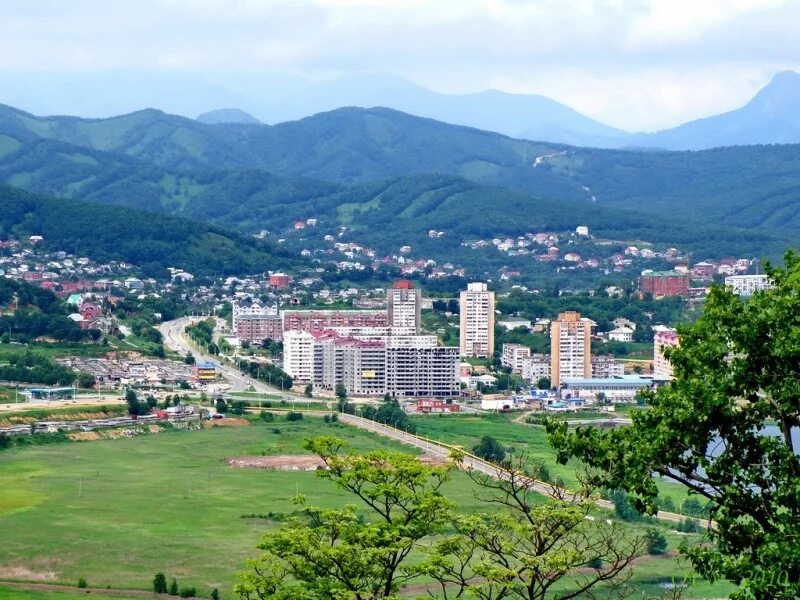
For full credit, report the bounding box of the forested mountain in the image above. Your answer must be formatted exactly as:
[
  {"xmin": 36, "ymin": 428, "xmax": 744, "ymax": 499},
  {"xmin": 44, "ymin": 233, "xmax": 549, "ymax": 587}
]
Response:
[
  {"xmin": 196, "ymin": 108, "xmax": 262, "ymax": 125},
  {"xmin": 0, "ymin": 185, "xmax": 298, "ymax": 277},
  {"xmin": 0, "ymin": 103, "xmax": 798, "ymax": 260}
]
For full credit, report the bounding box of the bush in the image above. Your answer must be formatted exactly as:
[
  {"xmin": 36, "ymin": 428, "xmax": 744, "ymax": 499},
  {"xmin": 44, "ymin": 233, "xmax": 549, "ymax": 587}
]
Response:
[
  {"xmin": 259, "ymin": 410, "xmax": 274, "ymax": 422},
  {"xmin": 285, "ymin": 411, "xmax": 304, "ymax": 421},
  {"xmin": 153, "ymin": 572, "xmax": 168, "ymax": 594},
  {"xmin": 472, "ymin": 436, "xmax": 506, "ymax": 463},
  {"xmin": 77, "ymin": 578, "xmax": 88, "ymax": 588},
  {"xmin": 179, "ymin": 587, "xmax": 197, "ymax": 598},
  {"xmin": 645, "ymin": 528, "xmax": 668, "ymax": 555},
  {"xmin": 211, "ymin": 589, "xmax": 219, "ymax": 600},
  {"xmin": 169, "ymin": 579, "xmax": 179, "ymax": 595}
]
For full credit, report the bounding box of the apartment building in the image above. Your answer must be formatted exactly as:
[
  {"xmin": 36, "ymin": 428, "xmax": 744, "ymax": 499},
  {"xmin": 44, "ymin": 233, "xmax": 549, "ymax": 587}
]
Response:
[
  {"xmin": 724, "ymin": 274, "xmax": 773, "ymax": 296},
  {"xmin": 638, "ymin": 272, "xmax": 690, "ymax": 298},
  {"xmin": 653, "ymin": 328, "xmax": 679, "ymax": 379},
  {"xmin": 311, "ymin": 330, "xmax": 459, "ymax": 398},
  {"xmin": 459, "ymin": 282, "xmax": 495, "ymax": 357},
  {"xmin": 235, "ymin": 314, "xmax": 283, "ymax": 342},
  {"xmin": 521, "ymin": 353, "xmax": 551, "ymax": 383},
  {"xmin": 591, "ymin": 355, "xmax": 624, "ymax": 378},
  {"xmin": 387, "ymin": 280, "xmax": 422, "ymax": 332},
  {"xmin": 283, "ymin": 330, "xmax": 315, "ymax": 381},
  {"xmin": 282, "ymin": 309, "xmax": 389, "ymax": 333},
  {"xmin": 501, "ymin": 343, "xmax": 531, "ymax": 373},
  {"xmin": 550, "ymin": 311, "xmax": 593, "ymax": 387},
  {"xmin": 232, "ymin": 302, "xmax": 277, "ymax": 330}
]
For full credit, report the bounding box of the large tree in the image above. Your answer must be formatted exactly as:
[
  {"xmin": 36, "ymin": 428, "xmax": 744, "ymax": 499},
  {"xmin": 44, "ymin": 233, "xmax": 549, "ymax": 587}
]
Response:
[
  {"xmin": 547, "ymin": 251, "xmax": 800, "ymax": 599},
  {"xmin": 236, "ymin": 439, "xmax": 645, "ymax": 600}
]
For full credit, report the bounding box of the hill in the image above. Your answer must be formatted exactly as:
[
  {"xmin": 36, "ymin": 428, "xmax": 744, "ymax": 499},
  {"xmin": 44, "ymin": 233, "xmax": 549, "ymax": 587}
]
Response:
[
  {"xmin": 636, "ymin": 71, "xmax": 800, "ymax": 150},
  {"xmin": 0, "ymin": 185, "xmax": 299, "ymax": 278},
  {"xmin": 197, "ymin": 108, "xmax": 262, "ymax": 125},
  {"xmin": 0, "ymin": 103, "xmax": 798, "ymax": 254}
]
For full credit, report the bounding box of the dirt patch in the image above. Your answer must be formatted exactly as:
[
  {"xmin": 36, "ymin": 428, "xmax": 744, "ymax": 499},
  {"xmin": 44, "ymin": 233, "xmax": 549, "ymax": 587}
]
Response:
[
  {"xmin": 0, "ymin": 566, "xmax": 57, "ymax": 581},
  {"xmin": 203, "ymin": 418, "xmax": 250, "ymax": 428},
  {"xmin": 228, "ymin": 454, "xmax": 449, "ymax": 471},
  {"xmin": 68, "ymin": 431, "xmax": 101, "ymax": 441}
]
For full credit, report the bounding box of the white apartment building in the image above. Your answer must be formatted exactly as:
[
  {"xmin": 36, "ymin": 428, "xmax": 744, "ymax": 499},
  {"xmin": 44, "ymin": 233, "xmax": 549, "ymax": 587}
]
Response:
[
  {"xmin": 521, "ymin": 354, "xmax": 551, "ymax": 383},
  {"xmin": 459, "ymin": 282, "xmax": 495, "ymax": 357},
  {"xmin": 232, "ymin": 302, "xmax": 278, "ymax": 330},
  {"xmin": 501, "ymin": 343, "xmax": 531, "ymax": 373},
  {"xmin": 550, "ymin": 311, "xmax": 593, "ymax": 387},
  {"xmin": 725, "ymin": 274, "xmax": 773, "ymax": 296},
  {"xmin": 387, "ymin": 281, "xmax": 422, "ymax": 332},
  {"xmin": 591, "ymin": 355, "xmax": 624, "ymax": 378},
  {"xmin": 311, "ymin": 330, "xmax": 459, "ymax": 397},
  {"xmin": 653, "ymin": 329, "xmax": 679, "ymax": 379},
  {"xmin": 283, "ymin": 330, "xmax": 315, "ymax": 382}
]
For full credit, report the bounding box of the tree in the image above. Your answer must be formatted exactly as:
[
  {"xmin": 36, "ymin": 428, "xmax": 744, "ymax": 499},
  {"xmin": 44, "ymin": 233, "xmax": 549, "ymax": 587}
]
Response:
[
  {"xmin": 153, "ymin": 572, "xmax": 167, "ymax": 594},
  {"xmin": 471, "ymin": 435, "xmax": 507, "ymax": 463},
  {"xmin": 76, "ymin": 371, "xmax": 95, "ymax": 389},
  {"xmin": 184, "ymin": 352, "xmax": 195, "ymax": 365},
  {"xmin": 419, "ymin": 454, "xmax": 646, "ymax": 600},
  {"xmin": 215, "ymin": 398, "xmax": 228, "ymax": 414},
  {"xmin": 211, "ymin": 589, "xmax": 219, "ymax": 600},
  {"xmin": 236, "ymin": 437, "xmax": 455, "ymax": 600},
  {"xmin": 547, "ymin": 252, "xmax": 800, "ymax": 599},
  {"xmin": 335, "ymin": 383, "xmax": 347, "ymax": 401},
  {"xmin": 125, "ymin": 389, "xmax": 146, "ymax": 417},
  {"xmin": 304, "ymin": 384, "xmax": 313, "ymax": 398},
  {"xmin": 536, "ymin": 376, "xmax": 551, "ymax": 390},
  {"xmin": 169, "ymin": 578, "xmax": 179, "ymax": 596},
  {"xmin": 644, "ymin": 528, "xmax": 667, "ymax": 555}
]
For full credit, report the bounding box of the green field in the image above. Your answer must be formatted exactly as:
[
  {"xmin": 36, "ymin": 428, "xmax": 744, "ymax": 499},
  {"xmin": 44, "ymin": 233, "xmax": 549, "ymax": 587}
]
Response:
[
  {"xmin": 0, "ymin": 587, "xmax": 120, "ymax": 600},
  {"xmin": 0, "ymin": 415, "xmax": 732, "ymax": 599}
]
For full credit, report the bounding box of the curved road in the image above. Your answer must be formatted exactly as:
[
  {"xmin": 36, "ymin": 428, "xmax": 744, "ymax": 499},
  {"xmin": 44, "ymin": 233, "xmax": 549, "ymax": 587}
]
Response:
[{"xmin": 158, "ymin": 318, "xmax": 704, "ymax": 526}]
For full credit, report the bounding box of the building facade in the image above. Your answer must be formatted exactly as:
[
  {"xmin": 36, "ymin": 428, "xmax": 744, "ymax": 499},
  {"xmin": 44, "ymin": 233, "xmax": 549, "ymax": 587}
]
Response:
[
  {"xmin": 235, "ymin": 314, "xmax": 283, "ymax": 342},
  {"xmin": 550, "ymin": 311, "xmax": 592, "ymax": 387},
  {"xmin": 282, "ymin": 310, "xmax": 389, "ymax": 334},
  {"xmin": 283, "ymin": 330, "xmax": 315, "ymax": 381},
  {"xmin": 459, "ymin": 282, "xmax": 495, "ymax": 357},
  {"xmin": 653, "ymin": 329, "xmax": 679, "ymax": 379},
  {"xmin": 387, "ymin": 280, "xmax": 422, "ymax": 332},
  {"xmin": 724, "ymin": 274, "xmax": 773, "ymax": 296},
  {"xmin": 521, "ymin": 353, "xmax": 551, "ymax": 383},
  {"xmin": 501, "ymin": 343, "xmax": 531, "ymax": 373},
  {"xmin": 638, "ymin": 272, "xmax": 690, "ymax": 298},
  {"xmin": 591, "ymin": 355, "xmax": 624, "ymax": 378}
]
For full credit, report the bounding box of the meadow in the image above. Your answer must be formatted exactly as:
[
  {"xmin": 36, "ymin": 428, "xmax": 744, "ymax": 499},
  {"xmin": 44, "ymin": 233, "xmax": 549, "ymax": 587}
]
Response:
[{"xmin": 0, "ymin": 415, "xmax": 733, "ymax": 599}]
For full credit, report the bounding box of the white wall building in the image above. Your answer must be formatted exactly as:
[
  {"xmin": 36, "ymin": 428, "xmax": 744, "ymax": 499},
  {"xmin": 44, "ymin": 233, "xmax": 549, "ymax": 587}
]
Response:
[
  {"xmin": 387, "ymin": 282, "xmax": 422, "ymax": 332},
  {"xmin": 725, "ymin": 274, "xmax": 773, "ymax": 296},
  {"xmin": 501, "ymin": 344, "xmax": 531, "ymax": 373},
  {"xmin": 521, "ymin": 354, "xmax": 551, "ymax": 383},
  {"xmin": 283, "ymin": 330, "xmax": 315, "ymax": 382},
  {"xmin": 459, "ymin": 282, "xmax": 495, "ymax": 357},
  {"xmin": 653, "ymin": 329, "xmax": 679, "ymax": 379}
]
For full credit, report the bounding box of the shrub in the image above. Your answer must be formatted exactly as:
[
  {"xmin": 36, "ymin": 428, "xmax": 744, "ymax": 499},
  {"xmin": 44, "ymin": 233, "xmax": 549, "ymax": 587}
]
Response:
[
  {"xmin": 179, "ymin": 587, "xmax": 197, "ymax": 598},
  {"xmin": 259, "ymin": 410, "xmax": 274, "ymax": 422},
  {"xmin": 77, "ymin": 578, "xmax": 87, "ymax": 588},
  {"xmin": 211, "ymin": 589, "xmax": 219, "ymax": 600},
  {"xmin": 153, "ymin": 572, "xmax": 168, "ymax": 594},
  {"xmin": 169, "ymin": 579, "xmax": 179, "ymax": 595},
  {"xmin": 645, "ymin": 528, "xmax": 668, "ymax": 555},
  {"xmin": 285, "ymin": 411, "xmax": 303, "ymax": 422}
]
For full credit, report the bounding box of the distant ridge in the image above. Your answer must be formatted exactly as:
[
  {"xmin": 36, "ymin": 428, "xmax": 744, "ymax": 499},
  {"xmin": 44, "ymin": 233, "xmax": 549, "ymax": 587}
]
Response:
[{"xmin": 197, "ymin": 108, "xmax": 262, "ymax": 125}]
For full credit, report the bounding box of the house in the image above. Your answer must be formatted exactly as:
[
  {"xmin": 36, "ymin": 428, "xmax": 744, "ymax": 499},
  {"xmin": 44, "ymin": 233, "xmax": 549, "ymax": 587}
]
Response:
[{"xmin": 607, "ymin": 326, "xmax": 634, "ymax": 342}]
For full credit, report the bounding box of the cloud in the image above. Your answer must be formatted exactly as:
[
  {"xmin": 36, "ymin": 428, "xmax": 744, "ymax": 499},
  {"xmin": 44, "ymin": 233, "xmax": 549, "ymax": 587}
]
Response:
[{"xmin": 0, "ymin": 0, "xmax": 798, "ymax": 129}]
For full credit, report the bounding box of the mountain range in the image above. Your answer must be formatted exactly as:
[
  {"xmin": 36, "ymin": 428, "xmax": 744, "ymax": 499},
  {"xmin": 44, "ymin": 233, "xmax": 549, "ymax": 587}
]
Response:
[
  {"xmin": 0, "ymin": 101, "xmax": 797, "ymax": 266},
  {"xmin": 2, "ymin": 70, "xmax": 800, "ymax": 149}
]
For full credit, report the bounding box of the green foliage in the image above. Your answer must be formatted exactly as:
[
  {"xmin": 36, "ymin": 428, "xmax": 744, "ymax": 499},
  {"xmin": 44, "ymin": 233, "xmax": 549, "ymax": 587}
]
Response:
[
  {"xmin": 547, "ymin": 250, "xmax": 800, "ymax": 599},
  {"xmin": 359, "ymin": 394, "xmax": 415, "ymax": 433},
  {"xmin": 471, "ymin": 435, "xmax": 507, "ymax": 463},
  {"xmin": 178, "ymin": 587, "xmax": 196, "ymax": 598},
  {"xmin": 124, "ymin": 389, "xmax": 147, "ymax": 417},
  {"xmin": 284, "ymin": 412, "xmax": 303, "ymax": 422},
  {"xmin": 644, "ymin": 529, "xmax": 668, "ymax": 555},
  {"xmin": 0, "ymin": 351, "xmax": 76, "ymax": 385},
  {"xmin": 153, "ymin": 573, "xmax": 168, "ymax": 594},
  {"xmin": 0, "ymin": 185, "xmax": 299, "ymax": 278},
  {"xmin": 169, "ymin": 579, "xmax": 178, "ymax": 596},
  {"xmin": 304, "ymin": 384, "xmax": 313, "ymax": 398},
  {"xmin": 0, "ymin": 277, "xmax": 87, "ymax": 343}
]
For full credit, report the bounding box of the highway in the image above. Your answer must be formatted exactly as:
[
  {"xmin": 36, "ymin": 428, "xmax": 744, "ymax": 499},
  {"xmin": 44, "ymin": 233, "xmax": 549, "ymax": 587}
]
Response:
[{"xmin": 158, "ymin": 317, "xmax": 702, "ymax": 526}]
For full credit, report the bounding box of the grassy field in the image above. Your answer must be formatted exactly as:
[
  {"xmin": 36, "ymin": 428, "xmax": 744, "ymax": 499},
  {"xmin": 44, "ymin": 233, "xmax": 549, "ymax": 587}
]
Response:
[
  {"xmin": 0, "ymin": 415, "xmax": 731, "ymax": 599},
  {"xmin": 409, "ymin": 413, "xmax": 696, "ymax": 512},
  {"xmin": 0, "ymin": 587, "xmax": 121, "ymax": 600}
]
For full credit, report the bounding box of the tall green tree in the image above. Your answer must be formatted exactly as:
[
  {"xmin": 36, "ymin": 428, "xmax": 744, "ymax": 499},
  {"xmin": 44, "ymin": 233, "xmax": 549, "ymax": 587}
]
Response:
[
  {"xmin": 547, "ymin": 251, "xmax": 800, "ymax": 600},
  {"xmin": 236, "ymin": 437, "xmax": 454, "ymax": 599}
]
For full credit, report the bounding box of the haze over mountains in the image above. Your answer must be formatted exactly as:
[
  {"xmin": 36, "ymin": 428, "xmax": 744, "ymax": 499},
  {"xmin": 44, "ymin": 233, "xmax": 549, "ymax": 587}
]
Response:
[{"xmin": 2, "ymin": 70, "xmax": 800, "ymax": 149}]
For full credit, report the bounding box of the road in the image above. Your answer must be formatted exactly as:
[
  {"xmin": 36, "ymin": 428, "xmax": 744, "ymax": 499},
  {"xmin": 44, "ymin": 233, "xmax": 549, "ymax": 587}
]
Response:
[{"xmin": 158, "ymin": 317, "xmax": 703, "ymax": 526}]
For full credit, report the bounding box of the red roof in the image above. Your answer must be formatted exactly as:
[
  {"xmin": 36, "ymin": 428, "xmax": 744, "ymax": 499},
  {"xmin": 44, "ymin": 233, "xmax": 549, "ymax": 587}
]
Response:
[{"xmin": 393, "ymin": 280, "xmax": 414, "ymax": 289}]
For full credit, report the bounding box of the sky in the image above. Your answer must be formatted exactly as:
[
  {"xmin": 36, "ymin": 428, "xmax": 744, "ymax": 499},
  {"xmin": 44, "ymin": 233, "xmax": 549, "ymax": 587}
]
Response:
[{"xmin": 1, "ymin": 0, "xmax": 799, "ymax": 130}]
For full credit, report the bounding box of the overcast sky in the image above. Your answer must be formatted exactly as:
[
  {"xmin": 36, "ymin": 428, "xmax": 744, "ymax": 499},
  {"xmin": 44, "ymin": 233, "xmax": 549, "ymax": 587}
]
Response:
[{"xmin": 2, "ymin": 0, "xmax": 799, "ymax": 130}]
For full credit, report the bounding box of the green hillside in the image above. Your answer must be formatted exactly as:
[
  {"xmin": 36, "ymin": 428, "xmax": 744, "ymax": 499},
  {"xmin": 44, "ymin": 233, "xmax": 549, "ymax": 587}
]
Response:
[
  {"xmin": 0, "ymin": 185, "xmax": 298, "ymax": 278},
  {"xmin": 0, "ymin": 103, "xmax": 798, "ymax": 255}
]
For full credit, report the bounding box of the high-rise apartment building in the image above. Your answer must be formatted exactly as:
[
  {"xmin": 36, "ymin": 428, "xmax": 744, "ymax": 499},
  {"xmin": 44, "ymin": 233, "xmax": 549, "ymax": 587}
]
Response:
[
  {"xmin": 387, "ymin": 280, "xmax": 422, "ymax": 332},
  {"xmin": 724, "ymin": 274, "xmax": 773, "ymax": 296},
  {"xmin": 283, "ymin": 330, "xmax": 315, "ymax": 382},
  {"xmin": 501, "ymin": 343, "xmax": 531, "ymax": 373},
  {"xmin": 653, "ymin": 328, "xmax": 679, "ymax": 379},
  {"xmin": 459, "ymin": 282, "xmax": 495, "ymax": 357},
  {"xmin": 550, "ymin": 311, "xmax": 593, "ymax": 387}
]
